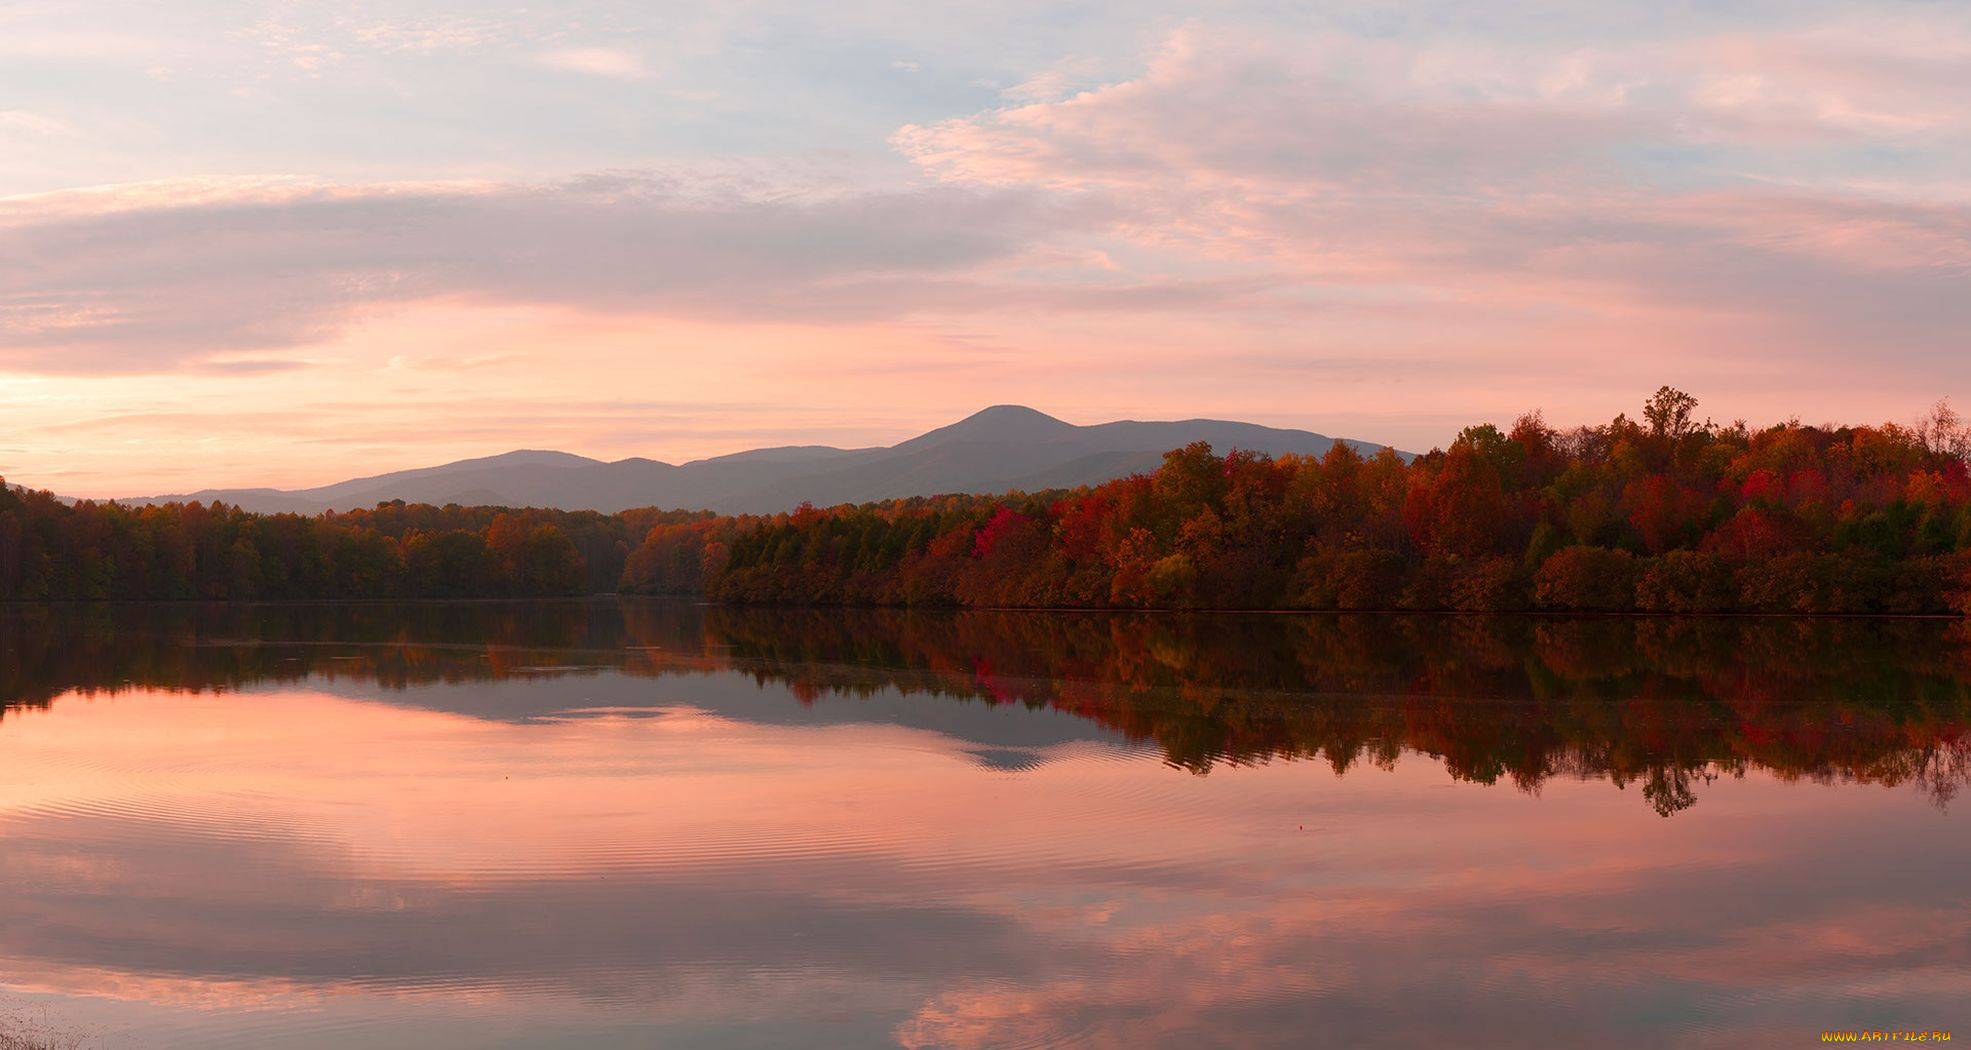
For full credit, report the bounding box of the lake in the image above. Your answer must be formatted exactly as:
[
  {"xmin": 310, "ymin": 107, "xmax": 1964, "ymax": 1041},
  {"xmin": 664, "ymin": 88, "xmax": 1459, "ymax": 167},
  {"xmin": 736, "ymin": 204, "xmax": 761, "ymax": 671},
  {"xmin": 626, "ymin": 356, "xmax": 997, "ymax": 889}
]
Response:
[{"xmin": 1, "ymin": 600, "xmax": 1966, "ymax": 1048}]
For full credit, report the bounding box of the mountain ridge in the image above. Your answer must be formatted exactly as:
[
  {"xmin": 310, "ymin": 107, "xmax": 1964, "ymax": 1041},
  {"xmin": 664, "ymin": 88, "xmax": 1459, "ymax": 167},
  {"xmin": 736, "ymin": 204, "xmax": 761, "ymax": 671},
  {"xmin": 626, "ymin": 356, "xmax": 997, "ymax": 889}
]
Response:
[{"xmin": 126, "ymin": 406, "xmax": 1407, "ymax": 515}]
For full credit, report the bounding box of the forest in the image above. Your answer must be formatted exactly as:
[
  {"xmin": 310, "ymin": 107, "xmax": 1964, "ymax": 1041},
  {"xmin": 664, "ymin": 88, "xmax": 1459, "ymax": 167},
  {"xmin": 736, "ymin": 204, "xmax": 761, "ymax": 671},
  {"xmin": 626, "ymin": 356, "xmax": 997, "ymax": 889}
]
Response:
[
  {"xmin": 0, "ymin": 495, "xmax": 709, "ymax": 601},
  {"xmin": 6, "ymin": 389, "xmax": 1971, "ymax": 613}
]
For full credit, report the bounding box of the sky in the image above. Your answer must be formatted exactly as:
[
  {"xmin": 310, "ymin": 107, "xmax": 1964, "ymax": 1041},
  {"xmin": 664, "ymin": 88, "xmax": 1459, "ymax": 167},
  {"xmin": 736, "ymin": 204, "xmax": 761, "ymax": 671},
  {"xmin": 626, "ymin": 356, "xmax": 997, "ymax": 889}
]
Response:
[{"xmin": 2, "ymin": 0, "xmax": 1968, "ymax": 496}]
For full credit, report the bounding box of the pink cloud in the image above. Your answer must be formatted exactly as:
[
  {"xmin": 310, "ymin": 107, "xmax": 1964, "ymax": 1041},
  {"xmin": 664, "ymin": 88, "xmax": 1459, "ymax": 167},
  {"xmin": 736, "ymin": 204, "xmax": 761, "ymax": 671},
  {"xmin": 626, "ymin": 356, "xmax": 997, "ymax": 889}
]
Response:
[
  {"xmin": 0, "ymin": 176, "xmax": 1082, "ymax": 372},
  {"xmin": 891, "ymin": 20, "xmax": 1971, "ymax": 377}
]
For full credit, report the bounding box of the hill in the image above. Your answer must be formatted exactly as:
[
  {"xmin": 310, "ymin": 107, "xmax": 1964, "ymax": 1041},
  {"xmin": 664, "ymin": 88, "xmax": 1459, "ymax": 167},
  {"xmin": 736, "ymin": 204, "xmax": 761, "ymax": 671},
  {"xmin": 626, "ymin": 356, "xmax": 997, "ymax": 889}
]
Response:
[{"xmin": 128, "ymin": 406, "xmax": 1400, "ymax": 514}]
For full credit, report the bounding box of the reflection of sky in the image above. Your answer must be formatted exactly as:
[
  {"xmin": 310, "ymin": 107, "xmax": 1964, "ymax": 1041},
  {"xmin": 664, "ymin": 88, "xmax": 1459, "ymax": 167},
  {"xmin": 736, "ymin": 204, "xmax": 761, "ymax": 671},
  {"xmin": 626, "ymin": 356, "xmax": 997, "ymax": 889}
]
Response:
[{"xmin": 0, "ymin": 676, "xmax": 1965, "ymax": 1049}]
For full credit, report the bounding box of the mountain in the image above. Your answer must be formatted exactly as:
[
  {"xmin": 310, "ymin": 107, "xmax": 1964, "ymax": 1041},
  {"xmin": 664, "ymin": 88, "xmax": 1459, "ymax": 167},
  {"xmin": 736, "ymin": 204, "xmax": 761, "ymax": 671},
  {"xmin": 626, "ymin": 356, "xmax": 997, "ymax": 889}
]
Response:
[{"xmin": 126, "ymin": 406, "xmax": 1405, "ymax": 515}]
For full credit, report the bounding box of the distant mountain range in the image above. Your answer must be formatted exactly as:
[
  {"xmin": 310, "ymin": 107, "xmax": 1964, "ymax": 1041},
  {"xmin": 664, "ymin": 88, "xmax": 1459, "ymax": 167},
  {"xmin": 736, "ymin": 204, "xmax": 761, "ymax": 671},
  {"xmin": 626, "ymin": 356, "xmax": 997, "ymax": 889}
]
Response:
[{"xmin": 126, "ymin": 405, "xmax": 1405, "ymax": 515}]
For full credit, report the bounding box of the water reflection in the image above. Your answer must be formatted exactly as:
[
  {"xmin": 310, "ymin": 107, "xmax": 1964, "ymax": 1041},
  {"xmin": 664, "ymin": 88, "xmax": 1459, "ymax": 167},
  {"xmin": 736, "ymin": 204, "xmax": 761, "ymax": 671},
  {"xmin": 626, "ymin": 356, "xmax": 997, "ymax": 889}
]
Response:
[
  {"xmin": 0, "ymin": 602, "xmax": 1968, "ymax": 1048},
  {"xmin": 4, "ymin": 600, "xmax": 1968, "ymax": 815}
]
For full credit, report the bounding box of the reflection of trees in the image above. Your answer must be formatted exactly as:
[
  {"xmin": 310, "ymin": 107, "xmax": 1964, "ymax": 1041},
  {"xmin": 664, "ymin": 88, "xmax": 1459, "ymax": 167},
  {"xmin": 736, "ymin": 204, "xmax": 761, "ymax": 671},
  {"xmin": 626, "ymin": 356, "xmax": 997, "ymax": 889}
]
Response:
[
  {"xmin": 4, "ymin": 601, "xmax": 1969, "ymax": 815},
  {"xmin": 1641, "ymin": 765, "xmax": 1706, "ymax": 817},
  {"xmin": 0, "ymin": 600, "xmax": 693, "ymax": 709}
]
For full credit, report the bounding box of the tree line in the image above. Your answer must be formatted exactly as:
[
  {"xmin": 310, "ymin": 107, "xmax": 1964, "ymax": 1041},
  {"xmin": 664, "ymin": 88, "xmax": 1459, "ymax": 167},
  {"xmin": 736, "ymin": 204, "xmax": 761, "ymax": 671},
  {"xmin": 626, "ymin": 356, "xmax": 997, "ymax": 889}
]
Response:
[
  {"xmin": 7, "ymin": 389, "xmax": 1971, "ymax": 612},
  {"xmin": 0, "ymin": 491, "xmax": 709, "ymax": 600}
]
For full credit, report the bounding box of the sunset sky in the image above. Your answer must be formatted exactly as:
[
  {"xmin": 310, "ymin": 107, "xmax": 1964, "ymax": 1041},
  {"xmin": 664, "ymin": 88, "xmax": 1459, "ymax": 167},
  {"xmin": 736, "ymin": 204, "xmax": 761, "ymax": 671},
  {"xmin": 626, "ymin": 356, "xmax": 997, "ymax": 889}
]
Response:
[{"xmin": 3, "ymin": 0, "xmax": 1968, "ymax": 496}]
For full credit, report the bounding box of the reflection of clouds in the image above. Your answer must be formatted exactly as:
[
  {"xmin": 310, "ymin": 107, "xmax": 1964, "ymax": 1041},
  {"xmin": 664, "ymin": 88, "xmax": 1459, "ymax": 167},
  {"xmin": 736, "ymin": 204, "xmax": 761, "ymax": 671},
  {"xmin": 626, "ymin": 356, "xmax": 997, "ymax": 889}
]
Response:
[
  {"xmin": 0, "ymin": 817, "xmax": 1053, "ymax": 1007},
  {"xmin": 0, "ymin": 685, "xmax": 1965, "ymax": 1047},
  {"xmin": 895, "ymin": 856, "xmax": 1971, "ymax": 1049}
]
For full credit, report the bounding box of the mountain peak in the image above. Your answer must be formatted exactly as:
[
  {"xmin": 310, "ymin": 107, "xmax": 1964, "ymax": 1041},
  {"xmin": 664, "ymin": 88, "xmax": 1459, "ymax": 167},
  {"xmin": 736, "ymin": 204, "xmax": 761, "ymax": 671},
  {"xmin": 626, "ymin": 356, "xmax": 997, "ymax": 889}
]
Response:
[
  {"xmin": 897, "ymin": 405, "xmax": 1079, "ymax": 450},
  {"xmin": 465, "ymin": 449, "xmax": 602, "ymax": 468},
  {"xmin": 965, "ymin": 404, "xmax": 1067, "ymax": 425}
]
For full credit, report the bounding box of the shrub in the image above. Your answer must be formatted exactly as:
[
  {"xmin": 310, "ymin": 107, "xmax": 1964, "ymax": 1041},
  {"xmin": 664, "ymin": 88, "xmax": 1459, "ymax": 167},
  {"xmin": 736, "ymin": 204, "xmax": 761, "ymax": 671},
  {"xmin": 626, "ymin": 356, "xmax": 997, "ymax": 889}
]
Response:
[
  {"xmin": 1534, "ymin": 546, "xmax": 1636, "ymax": 611},
  {"xmin": 1634, "ymin": 551, "xmax": 1733, "ymax": 613}
]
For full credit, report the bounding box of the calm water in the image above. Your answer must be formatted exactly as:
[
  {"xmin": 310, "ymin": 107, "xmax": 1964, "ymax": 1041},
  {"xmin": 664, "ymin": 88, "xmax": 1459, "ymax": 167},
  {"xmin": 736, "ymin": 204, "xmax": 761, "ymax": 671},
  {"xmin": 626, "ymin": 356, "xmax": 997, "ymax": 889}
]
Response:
[{"xmin": 0, "ymin": 601, "xmax": 1966, "ymax": 1049}]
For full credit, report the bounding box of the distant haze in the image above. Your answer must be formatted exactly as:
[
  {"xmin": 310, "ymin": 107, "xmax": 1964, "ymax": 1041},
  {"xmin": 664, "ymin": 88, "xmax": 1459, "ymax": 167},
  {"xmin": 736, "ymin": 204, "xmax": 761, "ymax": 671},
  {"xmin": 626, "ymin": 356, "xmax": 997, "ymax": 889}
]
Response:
[{"xmin": 127, "ymin": 406, "xmax": 1402, "ymax": 514}]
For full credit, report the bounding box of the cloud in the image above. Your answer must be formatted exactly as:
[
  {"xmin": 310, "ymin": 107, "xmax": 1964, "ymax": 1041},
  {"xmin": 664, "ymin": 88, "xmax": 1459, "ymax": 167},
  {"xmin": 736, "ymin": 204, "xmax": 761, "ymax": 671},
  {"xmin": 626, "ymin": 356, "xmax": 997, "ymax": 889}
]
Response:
[
  {"xmin": 237, "ymin": 14, "xmax": 348, "ymax": 74},
  {"xmin": 535, "ymin": 46, "xmax": 652, "ymax": 80},
  {"xmin": 891, "ymin": 20, "xmax": 1971, "ymax": 372},
  {"xmin": 0, "ymin": 175, "xmax": 1078, "ymax": 373},
  {"xmin": 898, "ymin": 19, "xmax": 1971, "ymax": 195},
  {"xmin": 996, "ymin": 55, "xmax": 1110, "ymax": 103},
  {"xmin": 190, "ymin": 357, "xmax": 318, "ymax": 376},
  {"xmin": 0, "ymin": 110, "xmax": 76, "ymax": 138},
  {"xmin": 350, "ymin": 16, "xmax": 508, "ymax": 55}
]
